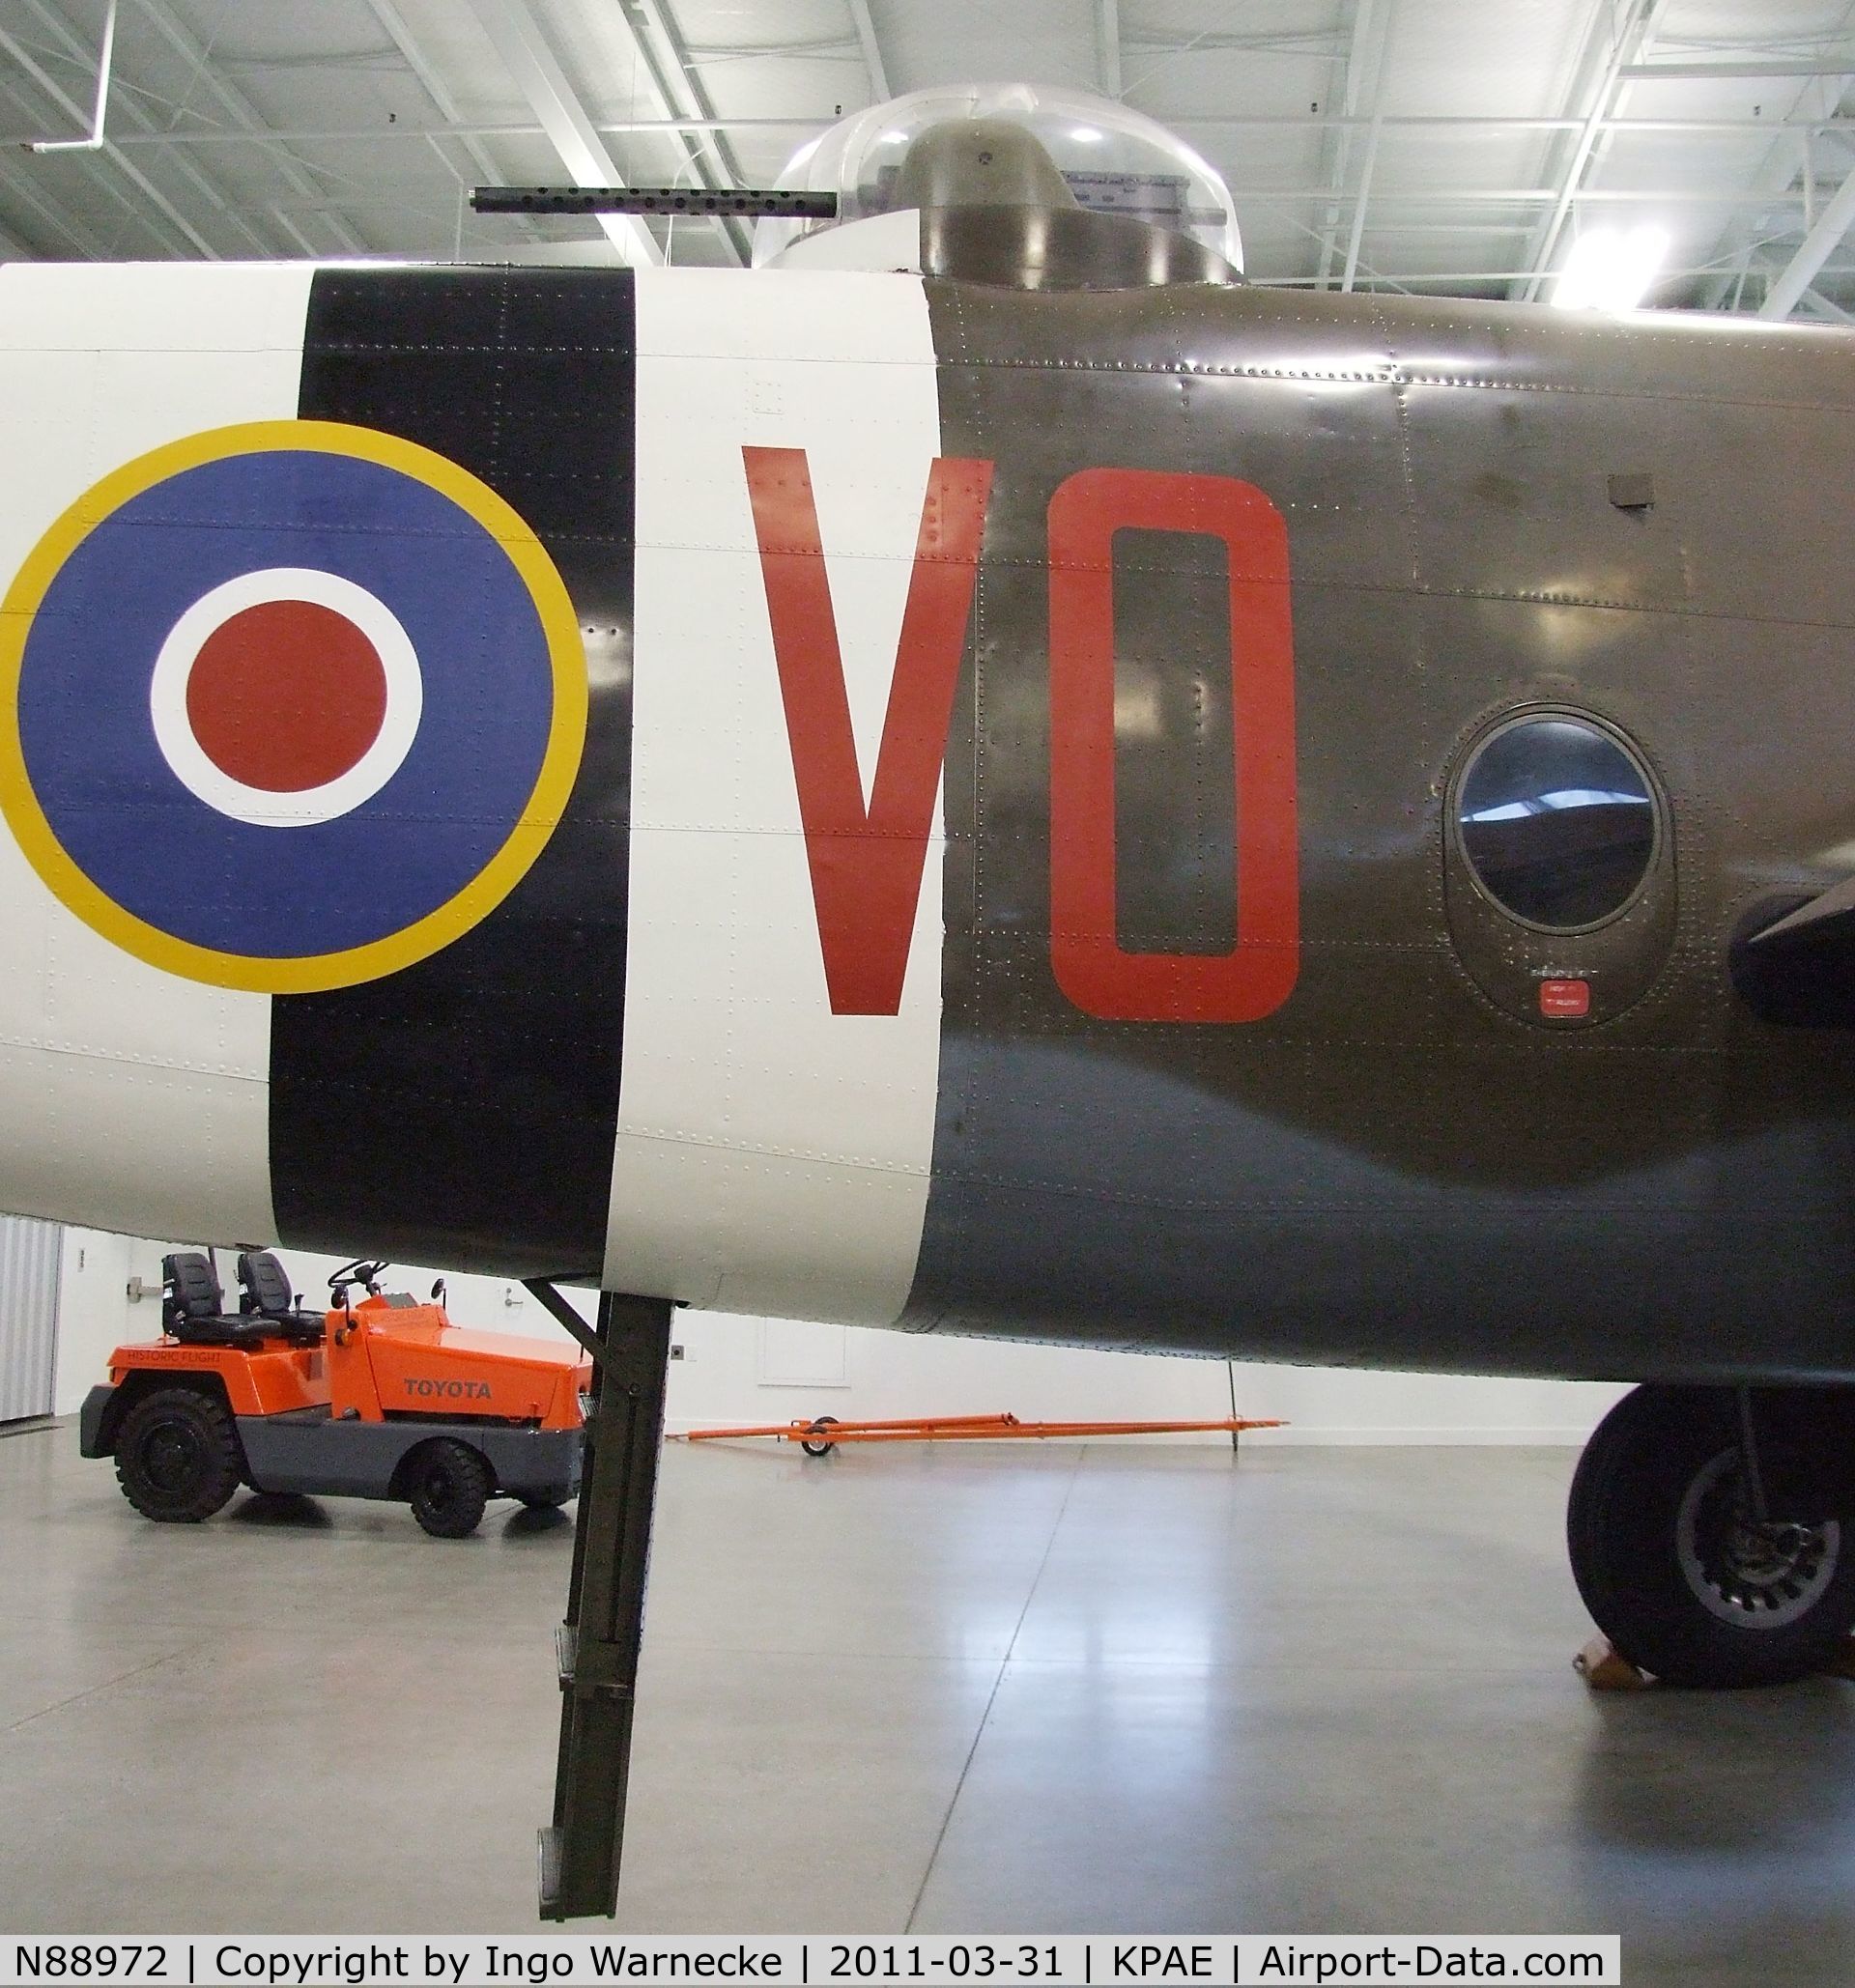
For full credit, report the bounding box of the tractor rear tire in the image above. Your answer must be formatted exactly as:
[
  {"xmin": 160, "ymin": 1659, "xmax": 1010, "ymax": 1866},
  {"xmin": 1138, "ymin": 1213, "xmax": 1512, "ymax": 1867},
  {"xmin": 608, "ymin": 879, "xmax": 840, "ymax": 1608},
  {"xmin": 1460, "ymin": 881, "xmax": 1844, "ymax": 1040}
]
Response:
[
  {"xmin": 407, "ymin": 1439, "xmax": 491, "ymax": 1538},
  {"xmin": 114, "ymin": 1386, "xmax": 243, "ymax": 1523}
]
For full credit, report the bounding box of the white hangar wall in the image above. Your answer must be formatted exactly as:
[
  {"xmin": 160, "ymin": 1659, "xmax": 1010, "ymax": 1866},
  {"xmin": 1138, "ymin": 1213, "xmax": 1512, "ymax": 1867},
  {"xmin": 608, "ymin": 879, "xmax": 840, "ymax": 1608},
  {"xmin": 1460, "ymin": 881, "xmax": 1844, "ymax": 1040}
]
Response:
[{"xmin": 49, "ymin": 1227, "xmax": 1628, "ymax": 1443}]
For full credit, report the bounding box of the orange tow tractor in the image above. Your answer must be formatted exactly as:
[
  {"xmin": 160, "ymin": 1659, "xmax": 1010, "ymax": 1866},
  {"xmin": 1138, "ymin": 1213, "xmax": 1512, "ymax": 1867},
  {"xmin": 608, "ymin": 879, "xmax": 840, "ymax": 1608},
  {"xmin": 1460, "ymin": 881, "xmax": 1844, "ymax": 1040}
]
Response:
[{"xmin": 79, "ymin": 1254, "xmax": 591, "ymax": 1537}]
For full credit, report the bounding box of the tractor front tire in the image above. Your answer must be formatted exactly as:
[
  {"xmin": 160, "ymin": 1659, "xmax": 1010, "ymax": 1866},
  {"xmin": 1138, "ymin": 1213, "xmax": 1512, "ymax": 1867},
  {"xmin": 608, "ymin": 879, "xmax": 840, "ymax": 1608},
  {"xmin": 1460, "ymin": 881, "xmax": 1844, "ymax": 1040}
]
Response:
[
  {"xmin": 114, "ymin": 1386, "xmax": 243, "ymax": 1523},
  {"xmin": 407, "ymin": 1439, "xmax": 491, "ymax": 1538}
]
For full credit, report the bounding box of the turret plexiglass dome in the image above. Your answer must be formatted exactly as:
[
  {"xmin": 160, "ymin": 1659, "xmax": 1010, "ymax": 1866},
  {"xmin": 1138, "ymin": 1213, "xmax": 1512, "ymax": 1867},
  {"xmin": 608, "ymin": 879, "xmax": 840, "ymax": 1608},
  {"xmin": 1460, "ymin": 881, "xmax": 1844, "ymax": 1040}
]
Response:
[{"xmin": 753, "ymin": 81, "xmax": 1242, "ymax": 271}]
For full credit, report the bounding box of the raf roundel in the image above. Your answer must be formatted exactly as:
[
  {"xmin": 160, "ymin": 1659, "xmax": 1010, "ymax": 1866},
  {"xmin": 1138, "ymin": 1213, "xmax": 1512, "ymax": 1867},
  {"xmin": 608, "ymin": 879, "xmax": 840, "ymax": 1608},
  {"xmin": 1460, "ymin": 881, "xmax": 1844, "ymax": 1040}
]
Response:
[
  {"xmin": 0, "ymin": 421, "xmax": 587, "ymax": 993},
  {"xmin": 150, "ymin": 566, "xmax": 422, "ymax": 829}
]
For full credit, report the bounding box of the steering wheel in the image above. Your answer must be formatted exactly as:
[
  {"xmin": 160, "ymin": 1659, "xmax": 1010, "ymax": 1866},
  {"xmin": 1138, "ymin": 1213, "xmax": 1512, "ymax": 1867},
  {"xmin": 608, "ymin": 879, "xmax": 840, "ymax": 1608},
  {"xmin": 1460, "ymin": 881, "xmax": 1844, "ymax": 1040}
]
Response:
[{"xmin": 328, "ymin": 1258, "xmax": 388, "ymax": 1300}]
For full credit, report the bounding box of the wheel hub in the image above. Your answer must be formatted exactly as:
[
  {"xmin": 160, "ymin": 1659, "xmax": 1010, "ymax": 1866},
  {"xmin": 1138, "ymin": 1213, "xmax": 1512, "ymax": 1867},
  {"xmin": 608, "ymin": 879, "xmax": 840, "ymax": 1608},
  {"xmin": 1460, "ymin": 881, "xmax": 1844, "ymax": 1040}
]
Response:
[
  {"xmin": 1676, "ymin": 1447, "xmax": 1841, "ymax": 1629},
  {"xmin": 141, "ymin": 1420, "xmax": 202, "ymax": 1494}
]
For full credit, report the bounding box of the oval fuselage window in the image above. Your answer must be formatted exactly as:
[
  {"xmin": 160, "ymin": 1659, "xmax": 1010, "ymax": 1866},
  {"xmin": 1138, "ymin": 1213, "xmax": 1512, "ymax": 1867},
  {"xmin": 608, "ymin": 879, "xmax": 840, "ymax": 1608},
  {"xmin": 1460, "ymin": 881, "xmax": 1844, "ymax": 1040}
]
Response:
[{"xmin": 1456, "ymin": 716, "xmax": 1656, "ymax": 930}]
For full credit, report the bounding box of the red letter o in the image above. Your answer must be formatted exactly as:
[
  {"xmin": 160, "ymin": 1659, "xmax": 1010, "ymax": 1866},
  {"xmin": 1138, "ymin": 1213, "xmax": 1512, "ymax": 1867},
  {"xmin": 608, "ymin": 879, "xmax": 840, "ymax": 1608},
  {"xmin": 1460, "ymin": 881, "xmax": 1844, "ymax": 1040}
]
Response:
[{"xmin": 1046, "ymin": 468, "xmax": 1298, "ymax": 1023}]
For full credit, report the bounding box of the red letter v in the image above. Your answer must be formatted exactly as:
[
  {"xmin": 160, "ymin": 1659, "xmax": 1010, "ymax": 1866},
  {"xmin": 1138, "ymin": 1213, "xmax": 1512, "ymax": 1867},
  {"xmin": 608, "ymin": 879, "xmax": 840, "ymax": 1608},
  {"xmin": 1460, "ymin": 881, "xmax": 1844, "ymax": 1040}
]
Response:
[{"xmin": 744, "ymin": 446, "xmax": 992, "ymax": 1015}]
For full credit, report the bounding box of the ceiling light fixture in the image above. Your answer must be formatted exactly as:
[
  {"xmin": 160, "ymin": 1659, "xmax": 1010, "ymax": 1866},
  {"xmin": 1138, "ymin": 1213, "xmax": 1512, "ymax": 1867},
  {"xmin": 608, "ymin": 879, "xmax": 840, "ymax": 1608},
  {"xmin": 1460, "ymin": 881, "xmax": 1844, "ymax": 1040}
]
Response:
[{"xmin": 1551, "ymin": 225, "xmax": 1670, "ymax": 312}]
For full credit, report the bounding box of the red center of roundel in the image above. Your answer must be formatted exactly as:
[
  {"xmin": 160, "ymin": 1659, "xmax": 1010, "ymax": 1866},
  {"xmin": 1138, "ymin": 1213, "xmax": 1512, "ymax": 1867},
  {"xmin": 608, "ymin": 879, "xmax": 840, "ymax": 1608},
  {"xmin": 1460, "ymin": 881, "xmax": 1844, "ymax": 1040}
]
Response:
[{"xmin": 186, "ymin": 599, "xmax": 388, "ymax": 793}]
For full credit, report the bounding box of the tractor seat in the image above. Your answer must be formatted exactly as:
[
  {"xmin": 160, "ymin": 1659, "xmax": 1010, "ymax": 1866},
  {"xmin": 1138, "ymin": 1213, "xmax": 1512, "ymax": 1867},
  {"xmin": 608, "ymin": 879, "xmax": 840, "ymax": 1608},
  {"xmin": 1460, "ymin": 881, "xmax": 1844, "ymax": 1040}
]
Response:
[
  {"xmin": 235, "ymin": 1251, "xmax": 325, "ymax": 1343},
  {"xmin": 160, "ymin": 1251, "xmax": 314, "ymax": 1347}
]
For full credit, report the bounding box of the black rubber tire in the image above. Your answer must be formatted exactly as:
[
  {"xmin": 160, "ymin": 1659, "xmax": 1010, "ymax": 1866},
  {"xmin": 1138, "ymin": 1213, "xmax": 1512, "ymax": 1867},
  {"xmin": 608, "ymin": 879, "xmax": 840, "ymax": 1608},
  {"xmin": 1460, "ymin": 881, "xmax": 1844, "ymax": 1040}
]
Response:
[
  {"xmin": 406, "ymin": 1439, "xmax": 491, "ymax": 1538},
  {"xmin": 1568, "ymin": 1383, "xmax": 1855, "ymax": 1688},
  {"xmin": 801, "ymin": 1415, "xmax": 841, "ymax": 1459},
  {"xmin": 114, "ymin": 1385, "xmax": 243, "ymax": 1523}
]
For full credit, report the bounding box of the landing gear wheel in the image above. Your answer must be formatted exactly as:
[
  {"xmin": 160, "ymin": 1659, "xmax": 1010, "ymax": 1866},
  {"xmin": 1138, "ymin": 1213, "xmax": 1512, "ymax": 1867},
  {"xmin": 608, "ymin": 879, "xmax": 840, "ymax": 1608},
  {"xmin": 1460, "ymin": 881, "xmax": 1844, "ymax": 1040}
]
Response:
[
  {"xmin": 800, "ymin": 1416, "xmax": 841, "ymax": 1459},
  {"xmin": 114, "ymin": 1386, "xmax": 243, "ymax": 1522},
  {"xmin": 406, "ymin": 1439, "xmax": 491, "ymax": 1538},
  {"xmin": 1568, "ymin": 1384, "xmax": 1855, "ymax": 1688}
]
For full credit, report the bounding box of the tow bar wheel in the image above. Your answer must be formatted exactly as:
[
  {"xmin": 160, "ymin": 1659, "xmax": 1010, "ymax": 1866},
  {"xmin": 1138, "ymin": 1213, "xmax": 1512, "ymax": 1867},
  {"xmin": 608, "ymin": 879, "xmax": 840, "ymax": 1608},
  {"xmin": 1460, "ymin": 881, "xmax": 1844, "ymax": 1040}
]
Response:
[
  {"xmin": 1569, "ymin": 1383, "xmax": 1855, "ymax": 1687},
  {"xmin": 800, "ymin": 1416, "xmax": 841, "ymax": 1458},
  {"xmin": 114, "ymin": 1385, "xmax": 243, "ymax": 1523}
]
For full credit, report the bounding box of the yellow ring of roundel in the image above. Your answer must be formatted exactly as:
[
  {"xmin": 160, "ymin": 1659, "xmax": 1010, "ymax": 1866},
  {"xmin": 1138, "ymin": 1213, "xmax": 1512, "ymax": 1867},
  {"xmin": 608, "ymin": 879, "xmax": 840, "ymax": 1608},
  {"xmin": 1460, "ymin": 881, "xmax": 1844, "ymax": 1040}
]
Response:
[{"xmin": 0, "ymin": 418, "xmax": 589, "ymax": 994}]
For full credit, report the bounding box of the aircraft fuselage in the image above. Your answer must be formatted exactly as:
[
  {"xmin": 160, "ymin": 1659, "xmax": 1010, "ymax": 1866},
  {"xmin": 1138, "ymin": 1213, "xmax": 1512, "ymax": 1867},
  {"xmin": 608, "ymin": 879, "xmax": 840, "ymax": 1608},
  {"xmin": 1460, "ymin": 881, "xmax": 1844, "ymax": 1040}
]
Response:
[{"xmin": 1, "ymin": 260, "xmax": 1849, "ymax": 1383}]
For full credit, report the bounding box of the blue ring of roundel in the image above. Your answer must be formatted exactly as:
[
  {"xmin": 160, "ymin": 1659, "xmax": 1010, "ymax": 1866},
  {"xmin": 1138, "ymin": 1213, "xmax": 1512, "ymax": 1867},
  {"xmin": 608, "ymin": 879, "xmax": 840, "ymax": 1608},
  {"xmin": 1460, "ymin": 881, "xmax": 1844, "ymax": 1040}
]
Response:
[{"xmin": 14, "ymin": 446, "xmax": 556, "ymax": 961}]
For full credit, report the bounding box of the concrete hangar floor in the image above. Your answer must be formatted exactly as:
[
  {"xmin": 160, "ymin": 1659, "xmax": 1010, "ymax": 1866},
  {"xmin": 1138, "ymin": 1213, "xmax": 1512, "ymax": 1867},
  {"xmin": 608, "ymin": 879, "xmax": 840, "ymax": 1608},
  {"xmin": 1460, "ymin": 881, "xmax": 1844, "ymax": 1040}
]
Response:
[{"xmin": 2, "ymin": 1425, "xmax": 1852, "ymax": 1985}]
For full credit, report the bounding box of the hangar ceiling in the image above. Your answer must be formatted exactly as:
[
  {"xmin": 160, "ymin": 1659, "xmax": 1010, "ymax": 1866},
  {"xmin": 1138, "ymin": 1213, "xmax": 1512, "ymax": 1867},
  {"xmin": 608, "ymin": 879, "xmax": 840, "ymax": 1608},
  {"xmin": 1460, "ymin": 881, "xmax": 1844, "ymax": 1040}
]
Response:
[{"xmin": 1, "ymin": 0, "xmax": 1852, "ymax": 317}]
